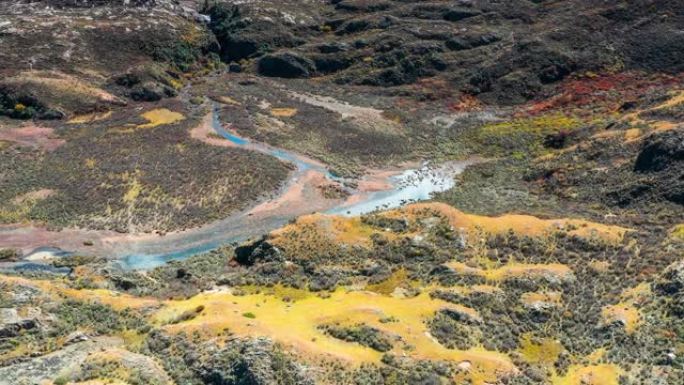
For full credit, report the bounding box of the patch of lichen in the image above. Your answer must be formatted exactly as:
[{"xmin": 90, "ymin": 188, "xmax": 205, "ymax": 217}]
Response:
[
  {"xmin": 670, "ymin": 224, "xmax": 684, "ymax": 242},
  {"xmin": 365, "ymin": 269, "xmax": 411, "ymax": 296},
  {"xmin": 518, "ymin": 334, "xmax": 565, "ymax": 369},
  {"xmin": 269, "ymin": 214, "xmax": 386, "ymax": 260},
  {"xmin": 152, "ymin": 288, "xmax": 514, "ymax": 384},
  {"xmin": 469, "ymin": 113, "xmax": 583, "ymax": 157}
]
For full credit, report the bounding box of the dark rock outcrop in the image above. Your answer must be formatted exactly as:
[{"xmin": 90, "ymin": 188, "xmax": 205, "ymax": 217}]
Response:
[
  {"xmin": 234, "ymin": 237, "xmax": 283, "ymax": 266},
  {"xmin": 630, "ymin": 130, "xmax": 684, "ymax": 205},
  {"xmin": 0, "ymin": 319, "xmax": 38, "ymax": 338},
  {"xmin": 257, "ymin": 52, "xmax": 316, "ymax": 78},
  {"xmin": 206, "ymin": 4, "xmax": 303, "ymax": 63},
  {"xmin": 655, "ymin": 260, "xmax": 684, "ymax": 296},
  {"xmin": 635, "ymin": 130, "xmax": 684, "ymax": 173},
  {"xmin": 196, "ymin": 338, "xmax": 314, "ymax": 385},
  {"xmin": 130, "ymin": 81, "xmax": 177, "ymax": 102}
]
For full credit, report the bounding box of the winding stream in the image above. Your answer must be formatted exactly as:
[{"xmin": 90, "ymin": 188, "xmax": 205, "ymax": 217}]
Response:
[{"xmin": 5, "ymin": 110, "xmax": 469, "ymax": 271}]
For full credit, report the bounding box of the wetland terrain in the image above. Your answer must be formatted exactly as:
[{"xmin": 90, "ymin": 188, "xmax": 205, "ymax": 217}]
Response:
[{"xmin": 0, "ymin": 1, "xmax": 683, "ymax": 385}]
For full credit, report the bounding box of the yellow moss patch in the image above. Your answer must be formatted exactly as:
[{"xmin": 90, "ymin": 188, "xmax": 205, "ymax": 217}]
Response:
[
  {"xmin": 518, "ymin": 334, "xmax": 564, "ymax": 368},
  {"xmin": 240, "ymin": 285, "xmax": 311, "ymax": 302},
  {"xmin": 446, "ymin": 262, "xmax": 574, "ymax": 283},
  {"xmin": 654, "ymin": 90, "xmax": 684, "ymax": 111},
  {"xmin": 601, "ymin": 304, "xmax": 641, "ymax": 333},
  {"xmin": 153, "ymin": 289, "xmax": 515, "ymax": 384},
  {"xmin": 670, "ymin": 224, "xmax": 684, "ymax": 241},
  {"xmin": 600, "ymin": 283, "xmax": 650, "ymax": 334},
  {"xmin": 624, "ymin": 128, "xmax": 641, "ymax": 141},
  {"xmin": 365, "ymin": 269, "xmax": 411, "ymax": 295},
  {"xmin": 217, "ymin": 96, "xmax": 241, "ymax": 105},
  {"xmin": 396, "ymin": 203, "xmax": 631, "ymax": 243},
  {"xmin": 479, "ymin": 113, "xmax": 580, "ymax": 137},
  {"xmin": 0, "ymin": 189, "xmax": 55, "ymax": 224},
  {"xmin": 588, "ymin": 260, "xmax": 611, "ymax": 273},
  {"xmin": 68, "ymin": 111, "xmax": 112, "ymax": 124},
  {"xmin": 552, "ymin": 364, "xmax": 621, "ymax": 385},
  {"xmin": 521, "ymin": 291, "xmax": 562, "ymax": 306},
  {"xmin": 586, "ymin": 348, "xmax": 606, "ymax": 364},
  {"xmin": 137, "ymin": 109, "xmax": 185, "ymax": 129},
  {"xmin": 269, "ymin": 214, "xmax": 386, "ymax": 258},
  {"xmin": 270, "ymin": 108, "xmax": 298, "ymax": 117},
  {"xmin": 433, "ymin": 285, "xmax": 503, "ymax": 300},
  {"xmin": 122, "ymin": 177, "xmax": 142, "ymax": 204},
  {"xmin": 622, "ymin": 90, "xmax": 684, "ymax": 136}
]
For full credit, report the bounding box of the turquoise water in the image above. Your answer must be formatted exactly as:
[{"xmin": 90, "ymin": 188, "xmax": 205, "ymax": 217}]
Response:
[
  {"xmin": 326, "ymin": 165, "xmax": 460, "ymax": 216},
  {"xmin": 212, "ymin": 110, "xmax": 333, "ymax": 177},
  {"xmin": 114, "ymin": 109, "xmax": 463, "ymax": 270},
  {"xmin": 119, "ymin": 240, "xmax": 230, "ymax": 270}
]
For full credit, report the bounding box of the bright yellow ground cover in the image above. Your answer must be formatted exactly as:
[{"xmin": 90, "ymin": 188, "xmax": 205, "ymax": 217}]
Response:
[
  {"xmin": 153, "ymin": 288, "xmax": 516, "ymax": 384},
  {"xmin": 445, "ymin": 261, "xmax": 574, "ymax": 282},
  {"xmin": 137, "ymin": 108, "xmax": 185, "ymax": 129},
  {"xmin": 398, "ymin": 203, "xmax": 630, "ymax": 243}
]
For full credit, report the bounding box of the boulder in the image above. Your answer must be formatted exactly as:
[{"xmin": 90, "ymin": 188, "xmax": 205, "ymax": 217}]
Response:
[
  {"xmin": 207, "ymin": 4, "xmax": 302, "ymax": 63},
  {"xmin": 130, "ymin": 81, "xmax": 176, "ymax": 102},
  {"xmin": 629, "ymin": 130, "xmax": 684, "ymax": 205},
  {"xmin": 634, "ymin": 130, "xmax": 684, "ymax": 173},
  {"xmin": 64, "ymin": 331, "xmax": 89, "ymax": 345},
  {"xmin": 257, "ymin": 52, "xmax": 316, "ymax": 78},
  {"xmin": 234, "ymin": 237, "xmax": 283, "ymax": 266}
]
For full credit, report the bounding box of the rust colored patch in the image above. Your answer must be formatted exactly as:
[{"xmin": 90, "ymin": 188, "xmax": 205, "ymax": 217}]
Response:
[{"xmin": 0, "ymin": 122, "xmax": 65, "ymax": 151}]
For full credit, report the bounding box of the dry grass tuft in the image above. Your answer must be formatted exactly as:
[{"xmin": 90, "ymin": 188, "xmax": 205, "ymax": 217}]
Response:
[{"xmin": 395, "ymin": 202, "xmax": 631, "ymax": 243}]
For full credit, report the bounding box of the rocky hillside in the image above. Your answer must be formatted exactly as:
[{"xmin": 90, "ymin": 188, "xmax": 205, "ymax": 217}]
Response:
[{"xmin": 205, "ymin": 0, "xmax": 684, "ymax": 104}]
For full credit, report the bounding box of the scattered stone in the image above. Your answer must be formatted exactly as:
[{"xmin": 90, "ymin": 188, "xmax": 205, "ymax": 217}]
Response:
[{"xmin": 65, "ymin": 331, "xmax": 89, "ymax": 345}]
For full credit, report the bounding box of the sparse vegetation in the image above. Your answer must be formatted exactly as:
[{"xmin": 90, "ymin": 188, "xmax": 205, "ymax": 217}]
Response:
[{"xmin": 0, "ymin": 0, "xmax": 682, "ymax": 384}]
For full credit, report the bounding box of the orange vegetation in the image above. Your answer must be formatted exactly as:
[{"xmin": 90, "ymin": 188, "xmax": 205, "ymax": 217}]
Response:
[
  {"xmin": 269, "ymin": 213, "xmax": 391, "ymax": 256},
  {"xmin": 446, "ymin": 262, "xmax": 574, "ymax": 283},
  {"xmin": 396, "ymin": 202, "xmax": 630, "ymax": 243},
  {"xmin": 270, "ymin": 108, "xmax": 298, "ymax": 117}
]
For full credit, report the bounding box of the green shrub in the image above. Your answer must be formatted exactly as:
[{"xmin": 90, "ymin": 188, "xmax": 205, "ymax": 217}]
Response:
[{"xmin": 0, "ymin": 248, "xmax": 20, "ymax": 261}]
